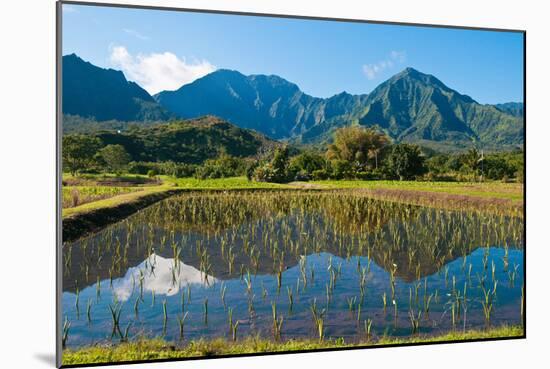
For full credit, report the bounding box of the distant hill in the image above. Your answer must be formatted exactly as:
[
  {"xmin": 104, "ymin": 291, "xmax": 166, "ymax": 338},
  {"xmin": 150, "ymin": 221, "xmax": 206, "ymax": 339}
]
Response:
[
  {"xmin": 62, "ymin": 114, "xmax": 165, "ymax": 134},
  {"xmin": 89, "ymin": 116, "xmax": 279, "ymax": 164},
  {"xmin": 493, "ymin": 102, "xmax": 524, "ymax": 118},
  {"xmin": 62, "ymin": 54, "xmax": 171, "ymax": 121}
]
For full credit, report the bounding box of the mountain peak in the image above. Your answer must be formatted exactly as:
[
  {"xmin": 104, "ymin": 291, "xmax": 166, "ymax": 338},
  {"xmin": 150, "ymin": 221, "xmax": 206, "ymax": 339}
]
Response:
[
  {"xmin": 62, "ymin": 54, "xmax": 169, "ymax": 121},
  {"xmin": 401, "ymin": 67, "xmax": 421, "ymax": 74},
  {"xmin": 394, "ymin": 67, "xmax": 434, "ymax": 81},
  {"xmin": 386, "ymin": 67, "xmax": 453, "ymax": 94},
  {"xmin": 64, "ymin": 53, "xmax": 80, "ymax": 60},
  {"xmin": 209, "ymin": 68, "xmax": 243, "ymax": 77}
]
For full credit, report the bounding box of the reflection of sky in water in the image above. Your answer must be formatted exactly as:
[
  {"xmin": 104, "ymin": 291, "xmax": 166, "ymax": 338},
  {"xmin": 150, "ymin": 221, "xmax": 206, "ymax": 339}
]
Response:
[
  {"xmin": 112, "ymin": 254, "xmax": 216, "ymax": 302},
  {"xmin": 62, "ymin": 247, "xmax": 523, "ymax": 348}
]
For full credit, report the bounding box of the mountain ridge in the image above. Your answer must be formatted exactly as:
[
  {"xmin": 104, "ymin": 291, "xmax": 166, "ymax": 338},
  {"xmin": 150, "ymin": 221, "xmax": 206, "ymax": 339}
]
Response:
[
  {"xmin": 62, "ymin": 54, "xmax": 523, "ymax": 152},
  {"xmin": 155, "ymin": 66, "xmax": 523, "ymax": 150}
]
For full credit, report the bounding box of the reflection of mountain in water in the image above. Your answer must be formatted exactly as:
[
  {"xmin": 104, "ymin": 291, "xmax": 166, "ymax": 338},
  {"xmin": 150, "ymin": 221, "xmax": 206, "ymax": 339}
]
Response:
[
  {"xmin": 112, "ymin": 254, "xmax": 216, "ymax": 302},
  {"xmin": 63, "ymin": 192, "xmax": 524, "ymax": 292}
]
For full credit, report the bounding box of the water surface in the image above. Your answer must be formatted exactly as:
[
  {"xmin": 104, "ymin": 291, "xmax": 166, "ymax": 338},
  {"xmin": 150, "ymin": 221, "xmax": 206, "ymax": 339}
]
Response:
[{"xmin": 62, "ymin": 191, "xmax": 524, "ymax": 347}]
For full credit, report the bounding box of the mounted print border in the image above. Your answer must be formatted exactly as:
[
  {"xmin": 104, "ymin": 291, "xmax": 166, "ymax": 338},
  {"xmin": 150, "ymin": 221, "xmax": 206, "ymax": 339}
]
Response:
[{"xmin": 56, "ymin": 1, "xmax": 526, "ymax": 367}]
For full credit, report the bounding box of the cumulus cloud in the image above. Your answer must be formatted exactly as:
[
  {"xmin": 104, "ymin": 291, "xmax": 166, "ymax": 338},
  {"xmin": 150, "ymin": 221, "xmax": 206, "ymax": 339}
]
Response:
[
  {"xmin": 362, "ymin": 51, "xmax": 407, "ymax": 80},
  {"xmin": 109, "ymin": 45, "xmax": 216, "ymax": 94}
]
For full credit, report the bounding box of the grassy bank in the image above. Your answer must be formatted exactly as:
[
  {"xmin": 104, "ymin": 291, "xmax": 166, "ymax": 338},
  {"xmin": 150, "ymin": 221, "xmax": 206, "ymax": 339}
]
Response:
[
  {"xmin": 62, "ymin": 325, "xmax": 523, "ymax": 365},
  {"xmin": 62, "ymin": 176, "xmax": 288, "ymax": 219}
]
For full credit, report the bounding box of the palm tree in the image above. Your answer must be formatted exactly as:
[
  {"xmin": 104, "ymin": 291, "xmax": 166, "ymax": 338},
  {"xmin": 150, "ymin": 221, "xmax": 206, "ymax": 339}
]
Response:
[
  {"xmin": 463, "ymin": 148, "xmax": 484, "ymax": 181},
  {"xmin": 367, "ymin": 132, "xmax": 389, "ymax": 170}
]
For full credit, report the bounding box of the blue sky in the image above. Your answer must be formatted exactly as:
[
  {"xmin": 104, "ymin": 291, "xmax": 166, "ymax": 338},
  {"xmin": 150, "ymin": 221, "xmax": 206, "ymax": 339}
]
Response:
[{"xmin": 62, "ymin": 3, "xmax": 524, "ymax": 103}]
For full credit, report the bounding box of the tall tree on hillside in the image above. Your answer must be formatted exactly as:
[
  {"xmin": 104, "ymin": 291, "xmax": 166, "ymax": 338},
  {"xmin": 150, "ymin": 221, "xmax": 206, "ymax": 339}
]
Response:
[
  {"xmin": 62, "ymin": 135, "xmax": 102, "ymax": 176},
  {"xmin": 99, "ymin": 144, "xmax": 131, "ymax": 175}
]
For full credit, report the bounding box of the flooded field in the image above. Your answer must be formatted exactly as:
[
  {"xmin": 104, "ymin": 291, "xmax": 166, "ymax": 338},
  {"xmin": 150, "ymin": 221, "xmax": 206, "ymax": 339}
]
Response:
[{"xmin": 61, "ymin": 191, "xmax": 524, "ymax": 348}]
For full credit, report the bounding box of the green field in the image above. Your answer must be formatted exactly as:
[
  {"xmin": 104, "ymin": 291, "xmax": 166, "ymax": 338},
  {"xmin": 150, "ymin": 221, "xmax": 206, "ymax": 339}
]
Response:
[
  {"xmin": 62, "ymin": 176, "xmax": 523, "ymax": 220},
  {"xmin": 310, "ymin": 180, "xmax": 523, "ymax": 201},
  {"xmin": 164, "ymin": 176, "xmax": 289, "ymax": 189}
]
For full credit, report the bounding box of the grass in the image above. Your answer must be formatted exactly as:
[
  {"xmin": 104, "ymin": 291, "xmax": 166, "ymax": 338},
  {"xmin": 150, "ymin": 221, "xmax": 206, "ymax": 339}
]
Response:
[
  {"xmin": 62, "ymin": 185, "xmax": 173, "ymax": 218},
  {"xmin": 62, "ymin": 186, "xmax": 142, "ymax": 209},
  {"xmin": 62, "ymin": 325, "xmax": 523, "ymax": 365},
  {"xmin": 62, "ymin": 176, "xmax": 289, "ymax": 218},
  {"xmin": 310, "ymin": 180, "xmax": 523, "ymax": 201},
  {"xmin": 163, "ymin": 176, "xmax": 289, "ymax": 189}
]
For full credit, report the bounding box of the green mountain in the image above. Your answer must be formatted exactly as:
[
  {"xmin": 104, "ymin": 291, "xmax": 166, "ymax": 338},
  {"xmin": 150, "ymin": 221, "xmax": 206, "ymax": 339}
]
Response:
[
  {"xmin": 493, "ymin": 102, "xmax": 524, "ymax": 117},
  {"xmin": 346, "ymin": 68, "xmax": 524, "ymax": 151},
  {"xmin": 64, "ymin": 55, "xmax": 523, "ymax": 152},
  {"xmin": 154, "ymin": 69, "xmax": 368, "ymax": 140},
  {"xmin": 91, "ymin": 116, "xmax": 279, "ymax": 164},
  {"xmin": 155, "ymin": 67, "xmax": 523, "ymax": 151},
  {"xmin": 62, "ymin": 54, "xmax": 171, "ymax": 122}
]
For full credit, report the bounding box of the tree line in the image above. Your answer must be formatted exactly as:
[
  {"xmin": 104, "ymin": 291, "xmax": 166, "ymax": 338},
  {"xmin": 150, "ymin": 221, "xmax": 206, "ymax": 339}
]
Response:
[{"xmin": 62, "ymin": 125, "xmax": 523, "ymax": 183}]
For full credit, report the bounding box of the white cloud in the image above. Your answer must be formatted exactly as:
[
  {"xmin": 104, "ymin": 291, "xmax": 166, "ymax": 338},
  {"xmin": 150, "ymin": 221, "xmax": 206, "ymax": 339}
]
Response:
[
  {"xmin": 362, "ymin": 51, "xmax": 407, "ymax": 80},
  {"xmin": 109, "ymin": 45, "xmax": 216, "ymax": 94},
  {"xmin": 112, "ymin": 255, "xmax": 216, "ymax": 302},
  {"xmin": 123, "ymin": 28, "xmax": 150, "ymax": 41}
]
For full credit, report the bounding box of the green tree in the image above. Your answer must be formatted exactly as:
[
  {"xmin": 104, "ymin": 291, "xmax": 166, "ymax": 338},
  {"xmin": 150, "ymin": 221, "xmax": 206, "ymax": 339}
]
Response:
[
  {"xmin": 460, "ymin": 148, "xmax": 484, "ymax": 181},
  {"xmin": 271, "ymin": 146, "xmax": 291, "ymax": 182},
  {"xmin": 99, "ymin": 144, "xmax": 131, "ymax": 174},
  {"xmin": 331, "ymin": 159, "xmax": 353, "ymax": 179},
  {"xmin": 194, "ymin": 154, "xmax": 247, "ymax": 179},
  {"xmin": 463, "ymin": 148, "xmax": 481, "ymax": 169},
  {"xmin": 289, "ymin": 152, "xmax": 326, "ymax": 178},
  {"xmin": 327, "ymin": 125, "xmax": 389, "ymax": 173},
  {"xmin": 253, "ymin": 146, "xmax": 291, "ymax": 183},
  {"xmin": 384, "ymin": 144, "xmax": 426, "ymax": 180},
  {"xmin": 62, "ymin": 134, "xmax": 102, "ymax": 176}
]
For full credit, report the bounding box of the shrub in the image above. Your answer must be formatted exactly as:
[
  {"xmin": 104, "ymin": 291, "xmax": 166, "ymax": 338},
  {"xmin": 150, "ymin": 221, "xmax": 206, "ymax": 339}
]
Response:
[
  {"xmin": 330, "ymin": 160, "xmax": 353, "ymax": 180},
  {"xmin": 193, "ymin": 155, "xmax": 247, "ymax": 179},
  {"xmin": 289, "ymin": 152, "xmax": 326, "ymax": 178},
  {"xmin": 128, "ymin": 161, "xmax": 198, "ymax": 178},
  {"xmin": 293, "ymin": 170, "xmax": 311, "ymax": 182},
  {"xmin": 312, "ymin": 169, "xmax": 329, "ymax": 180},
  {"xmin": 252, "ymin": 164, "xmax": 276, "ymax": 182}
]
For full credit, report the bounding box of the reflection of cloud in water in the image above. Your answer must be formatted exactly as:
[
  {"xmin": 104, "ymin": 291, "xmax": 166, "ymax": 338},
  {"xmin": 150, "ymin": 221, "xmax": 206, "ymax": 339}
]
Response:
[{"xmin": 113, "ymin": 254, "xmax": 216, "ymax": 301}]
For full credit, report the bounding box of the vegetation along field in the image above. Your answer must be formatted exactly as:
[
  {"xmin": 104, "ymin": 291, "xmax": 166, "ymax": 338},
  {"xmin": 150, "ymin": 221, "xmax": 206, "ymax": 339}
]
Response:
[{"xmin": 60, "ymin": 7, "xmax": 524, "ymax": 366}]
